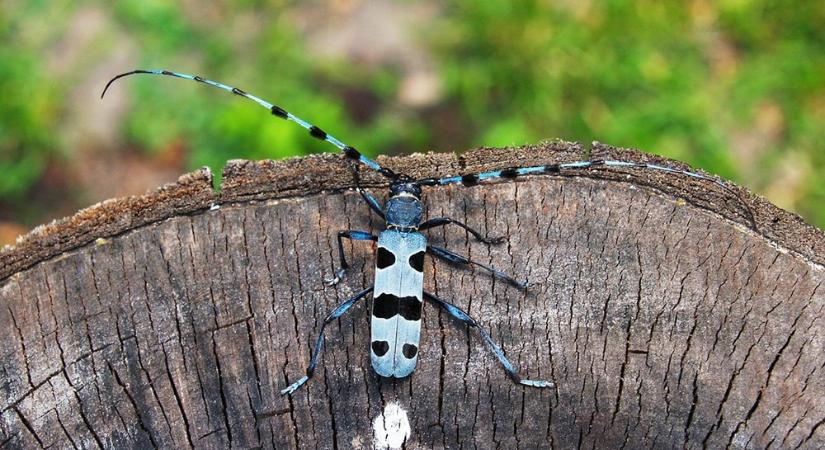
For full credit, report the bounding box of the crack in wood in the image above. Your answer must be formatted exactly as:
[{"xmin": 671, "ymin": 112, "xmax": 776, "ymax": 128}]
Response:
[{"xmin": 0, "ymin": 145, "xmax": 823, "ymax": 448}]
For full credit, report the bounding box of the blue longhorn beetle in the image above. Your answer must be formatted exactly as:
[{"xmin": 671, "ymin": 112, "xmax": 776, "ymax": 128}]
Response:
[{"xmin": 103, "ymin": 69, "xmax": 751, "ymax": 395}]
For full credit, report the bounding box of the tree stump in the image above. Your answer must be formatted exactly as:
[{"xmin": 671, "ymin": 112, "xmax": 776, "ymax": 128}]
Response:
[{"xmin": 1, "ymin": 142, "xmax": 823, "ymax": 449}]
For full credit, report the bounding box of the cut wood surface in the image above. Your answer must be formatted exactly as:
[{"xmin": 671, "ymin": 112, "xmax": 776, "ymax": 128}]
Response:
[{"xmin": 1, "ymin": 141, "xmax": 823, "ymax": 449}]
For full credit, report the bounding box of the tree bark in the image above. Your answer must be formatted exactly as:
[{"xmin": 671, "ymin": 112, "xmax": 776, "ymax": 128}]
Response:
[{"xmin": 1, "ymin": 141, "xmax": 823, "ymax": 449}]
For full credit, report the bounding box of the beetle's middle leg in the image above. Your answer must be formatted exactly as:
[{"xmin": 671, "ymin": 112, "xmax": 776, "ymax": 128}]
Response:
[
  {"xmin": 427, "ymin": 245, "xmax": 530, "ymax": 289},
  {"xmin": 325, "ymin": 230, "xmax": 378, "ymax": 286},
  {"xmin": 419, "ymin": 217, "xmax": 504, "ymax": 245}
]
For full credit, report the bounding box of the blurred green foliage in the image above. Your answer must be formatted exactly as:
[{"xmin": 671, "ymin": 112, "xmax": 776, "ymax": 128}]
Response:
[
  {"xmin": 435, "ymin": 0, "xmax": 825, "ymax": 226},
  {"xmin": 110, "ymin": 1, "xmax": 417, "ymax": 186},
  {"xmin": 0, "ymin": 8, "xmax": 60, "ymax": 199},
  {"xmin": 1, "ymin": 0, "xmax": 823, "ymax": 228}
]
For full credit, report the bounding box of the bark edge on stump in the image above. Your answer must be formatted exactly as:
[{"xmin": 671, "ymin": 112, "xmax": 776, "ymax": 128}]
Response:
[{"xmin": 1, "ymin": 141, "xmax": 823, "ymax": 449}]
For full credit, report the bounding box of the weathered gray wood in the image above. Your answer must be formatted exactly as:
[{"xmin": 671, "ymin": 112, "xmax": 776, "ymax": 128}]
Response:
[{"xmin": 1, "ymin": 142, "xmax": 823, "ymax": 449}]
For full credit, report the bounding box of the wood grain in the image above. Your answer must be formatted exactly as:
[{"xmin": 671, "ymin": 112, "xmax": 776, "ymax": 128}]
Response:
[{"xmin": 1, "ymin": 142, "xmax": 822, "ymax": 449}]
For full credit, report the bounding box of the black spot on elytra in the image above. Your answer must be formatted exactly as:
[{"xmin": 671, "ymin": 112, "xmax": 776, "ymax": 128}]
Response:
[
  {"xmin": 372, "ymin": 341, "xmax": 389, "ymax": 357},
  {"xmin": 373, "ymin": 293, "xmax": 398, "ymax": 319},
  {"xmin": 402, "ymin": 344, "xmax": 418, "ymax": 359},
  {"xmin": 377, "ymin": 248, "xmax": 396, "ymax": 269},
  {"xmin": 408, "ymin": 251, "xmax": 425, "ymax": 272},
  {"xmin": 461, "ymin": 173, "xmax": 479, "ymax": 187},
  {"xmin": 373, "ymin": 293, "xmax": 421, "ymax": 320},
  {"xmin": 270, "ymin": 105, "xmax": 288, "ymax": 119},
  {"xmin": 398, "ymin": 296, "xmax": 422, "ymax": 321},
  {"xmin": 309, "ymin": 126, "xmax": 327, "ymax": 140}
]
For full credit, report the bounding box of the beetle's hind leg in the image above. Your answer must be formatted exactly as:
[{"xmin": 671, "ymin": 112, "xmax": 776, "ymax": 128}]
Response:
[
  {"xmin": 281, "ymin": 286, "xmax": 374, "ymax": 395},
  {"xmin": 424, "ymin": 291, "xmax": 554, "ymax": 389}
]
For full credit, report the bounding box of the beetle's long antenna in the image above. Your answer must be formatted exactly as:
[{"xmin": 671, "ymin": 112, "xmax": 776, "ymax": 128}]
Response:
[{"xmin": 102, "ymin": 69, "xmax": 401, "ymax": 180}]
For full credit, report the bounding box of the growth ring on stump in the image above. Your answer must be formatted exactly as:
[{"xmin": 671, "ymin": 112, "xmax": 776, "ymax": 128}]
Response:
[{"xmin": 1, "ymin": 142, "xmax": 823, "ymax": 449}]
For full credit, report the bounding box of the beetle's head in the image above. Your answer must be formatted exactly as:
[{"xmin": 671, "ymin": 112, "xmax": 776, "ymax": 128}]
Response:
[{"xmin": 389, "ymin": 181, "xmax": 422, "ymax": 199}]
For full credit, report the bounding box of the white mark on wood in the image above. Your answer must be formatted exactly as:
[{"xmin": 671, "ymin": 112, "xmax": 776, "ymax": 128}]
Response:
[{"xmin": 373, "ymin": 401, "xmax": 411, "ymax": 450}]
